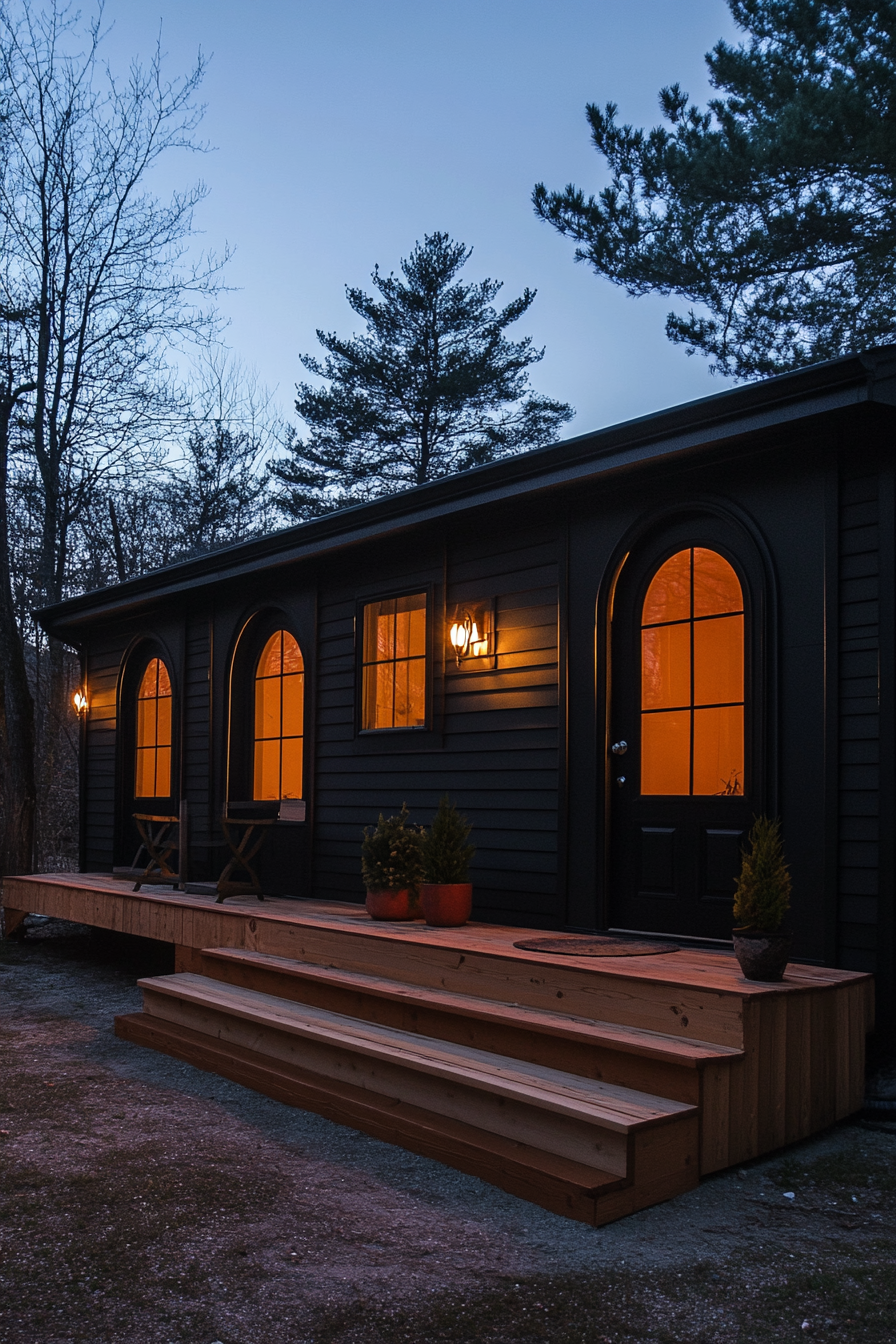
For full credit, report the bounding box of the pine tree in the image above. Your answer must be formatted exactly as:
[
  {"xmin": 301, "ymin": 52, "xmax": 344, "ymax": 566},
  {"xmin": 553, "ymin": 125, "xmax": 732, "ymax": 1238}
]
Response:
[
  {"xmin": 421, "ymin": 795, "xmax": 475, "ymax": 884},
  {"xmin": 733, "ymin": 816, "xmax": 792, "ymax": 931},
  {"xmin": 272, "ymin": 233, "xmax": 574, "ymax": 518},
  {"xmin": 533, "ymin": 1, "xmax": 896, "ymax": 380}
]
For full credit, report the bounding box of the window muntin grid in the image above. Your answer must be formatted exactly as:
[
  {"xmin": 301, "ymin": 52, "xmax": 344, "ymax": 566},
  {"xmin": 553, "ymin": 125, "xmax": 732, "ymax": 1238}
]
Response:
[
  {"xmin": 361, "ymin": 593, "xmax": 427, "ymax": 730},
  {"xmin": 135, "ymin": 657, "xmax": 173, "ymax": 798},
  {"xmin": 253, "ymin": 630, "xmax": 305, "ymax": 799},
  {"xmin": 640, "ymin": 548, "xmax": 745, "ymax": 796}
]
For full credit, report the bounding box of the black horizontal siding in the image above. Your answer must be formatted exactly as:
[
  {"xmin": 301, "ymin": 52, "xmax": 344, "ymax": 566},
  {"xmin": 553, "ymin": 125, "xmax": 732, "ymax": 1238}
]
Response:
[
  {"xmin": 838, "ymin": 473, "xmax": 880, "ymax": 972},
  {"xmin": 311, "ymin": 534, "xmax": 562, "ymax": 922},
  {"xmin": 183, "ymin": 616, "xmax": 212, "ymax": 871},
  {"xmin": 83, "ymin": 639, "xmax": 125, "ymax": 870}
]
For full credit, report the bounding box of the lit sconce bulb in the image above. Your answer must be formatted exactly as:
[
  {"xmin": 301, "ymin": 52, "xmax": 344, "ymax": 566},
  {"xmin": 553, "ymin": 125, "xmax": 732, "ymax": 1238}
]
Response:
[
  {"xmin": 449, "ymin": 622, "xmax": 468, "ymax": 653},
  {"xmin": 448, "ymin": 610, "xmax": 489, "ymax": 663},
  {"xmin": 72, "ymin": 688, "xmax": 88, "ymax": 715}
]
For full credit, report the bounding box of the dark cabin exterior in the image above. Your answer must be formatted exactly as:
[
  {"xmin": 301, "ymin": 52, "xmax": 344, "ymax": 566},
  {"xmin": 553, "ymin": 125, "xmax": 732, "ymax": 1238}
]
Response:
[{"xmin": 41, "ymin": 348, "xmax": 896, "ymax": 1029}]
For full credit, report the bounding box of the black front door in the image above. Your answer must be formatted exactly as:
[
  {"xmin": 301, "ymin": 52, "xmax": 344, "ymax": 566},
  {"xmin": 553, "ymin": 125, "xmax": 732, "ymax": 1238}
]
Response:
[{"xmin": 608, "ymin": 537, "xmax": 758, "ymax": 939}]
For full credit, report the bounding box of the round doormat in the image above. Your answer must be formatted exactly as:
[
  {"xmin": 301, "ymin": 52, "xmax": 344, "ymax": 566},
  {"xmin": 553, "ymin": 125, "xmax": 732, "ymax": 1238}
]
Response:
[{"xmin": 512, "ymin": 935, "xmax": 681, "ymax": 957}]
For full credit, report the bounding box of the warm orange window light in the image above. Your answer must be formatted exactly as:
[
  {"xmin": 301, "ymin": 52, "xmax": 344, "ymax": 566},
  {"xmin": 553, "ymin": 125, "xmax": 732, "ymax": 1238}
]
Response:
[
  {"xmin": 641, "ymin": 548, "xmax": 744, "ymax": 796},
  {"xmin": 254, "ymin": 631, "xmax": 304, "ymax": 800},
  {"xmin": 135, "ymin": 658, "xmax": 172, "ymax": 798},
  {"xmin": 362, "ymin": 593, "xmax": 426, "ymax": 730}
]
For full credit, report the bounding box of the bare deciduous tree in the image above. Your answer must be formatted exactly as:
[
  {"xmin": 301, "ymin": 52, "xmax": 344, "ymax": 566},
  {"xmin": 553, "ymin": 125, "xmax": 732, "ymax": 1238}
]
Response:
[{"xmin": 0, "ymin": 0, "xmax": 226, "ymax": 875}]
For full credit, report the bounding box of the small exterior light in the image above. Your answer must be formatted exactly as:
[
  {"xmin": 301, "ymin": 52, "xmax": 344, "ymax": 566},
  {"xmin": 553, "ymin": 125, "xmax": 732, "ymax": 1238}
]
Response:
[
  {"xmin": 72, "ymin": 688, "xmax": 89, "ymax": 716},
  {"xmin": 448, "ymin": 604, "xmax": 493, "ymax": 666}
]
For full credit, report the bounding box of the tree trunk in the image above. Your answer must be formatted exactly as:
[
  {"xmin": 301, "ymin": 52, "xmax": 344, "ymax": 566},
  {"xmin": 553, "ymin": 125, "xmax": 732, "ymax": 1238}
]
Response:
[{"xmin": 0, "ymin": 393, "xmax": 36, "ymax": 876}]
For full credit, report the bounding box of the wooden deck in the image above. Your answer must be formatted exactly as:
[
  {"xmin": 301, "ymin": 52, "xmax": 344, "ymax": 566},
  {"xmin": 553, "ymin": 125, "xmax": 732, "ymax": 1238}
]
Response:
[{"xmin": 3, "ymin": 873, "xmax": 875, "ymax": 1225}]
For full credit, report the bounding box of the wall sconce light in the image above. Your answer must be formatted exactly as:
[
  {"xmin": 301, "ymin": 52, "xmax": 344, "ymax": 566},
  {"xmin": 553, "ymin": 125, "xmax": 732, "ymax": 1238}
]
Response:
[
  {"xmin": 448, "ymin": 604, "xmax": 494, "ymax": 667},
  {"xmin": 72, "ymin": 687, "xmax": 89, "ymax": 716}
]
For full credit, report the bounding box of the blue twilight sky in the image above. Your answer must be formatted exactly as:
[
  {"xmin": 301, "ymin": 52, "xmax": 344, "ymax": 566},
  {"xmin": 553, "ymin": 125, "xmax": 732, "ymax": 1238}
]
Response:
[{"xmin": 103, "ymin": 0, "xmax": 739, "ymax": 436}]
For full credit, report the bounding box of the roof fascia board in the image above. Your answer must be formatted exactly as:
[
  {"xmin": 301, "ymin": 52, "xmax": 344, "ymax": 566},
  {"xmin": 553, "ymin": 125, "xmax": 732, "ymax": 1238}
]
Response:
[{"xmin": 42, "ymin": 377, "xmax": 872, "ymax": 637}]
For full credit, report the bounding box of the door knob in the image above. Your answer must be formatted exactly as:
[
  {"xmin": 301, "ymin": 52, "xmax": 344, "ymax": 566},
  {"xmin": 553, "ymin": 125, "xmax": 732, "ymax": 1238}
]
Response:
[
  {"xmin": 616, "ymin": 775, "xmax": 626, "ymax": 788},
  {"xmin": 611, "ymin": 741, "xmax": 628, "ymax": 755}
]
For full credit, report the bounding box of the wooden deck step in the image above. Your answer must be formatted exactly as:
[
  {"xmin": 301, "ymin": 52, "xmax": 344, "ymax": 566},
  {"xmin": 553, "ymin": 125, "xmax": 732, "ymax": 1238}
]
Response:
[
  {"xmin": 116, "ymin": 1012, "xmax": 631, "ymax": 1223},
  {"xmin": 116, "ymin": 972, "xmax": 700, "ymax": 1224},
  {"xmin": 192, "ymin": 946, "xmax": 743, "ymax": 1105}
]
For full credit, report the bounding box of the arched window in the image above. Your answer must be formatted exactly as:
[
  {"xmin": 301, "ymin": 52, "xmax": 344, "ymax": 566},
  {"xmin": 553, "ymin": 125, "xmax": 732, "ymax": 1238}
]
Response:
[
  {"xmin": 254, "ymin": 630, "xmax": 304, "ymax": 799},
  {"xmin": 136, "ymin": 657, "xmax": 173, "ymax": 798},
  {"xmin": 640, "ymin": 547, "xmax": 744, "ymax": 796}
]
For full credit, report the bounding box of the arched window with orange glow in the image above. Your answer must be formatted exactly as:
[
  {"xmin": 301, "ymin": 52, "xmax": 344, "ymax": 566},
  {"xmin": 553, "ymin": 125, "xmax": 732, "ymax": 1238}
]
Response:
[
  {"xmin": 254, "ymin": 631, "xmax": 304, "ymax": 800},
  {"xmin": 641, "ymin": 548, "xmax": 744, "ymax": 796},
  {"xmin": 136, "ymin": 658, "xmax": 173, "ymax": 798}
]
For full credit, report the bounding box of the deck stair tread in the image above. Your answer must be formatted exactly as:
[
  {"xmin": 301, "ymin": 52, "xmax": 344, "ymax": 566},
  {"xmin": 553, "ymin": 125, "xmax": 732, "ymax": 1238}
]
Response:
[
  {"xmin": 140, "ymin": 972, "xmax": 696, "ymax": 1132},
  {"xmin": 114, "ymin": 1012, "xmax": 633, "ymax": 1208},
  {"xmin": 198, "ymin": 947, "xmax": 743, "ymax": 1067}
]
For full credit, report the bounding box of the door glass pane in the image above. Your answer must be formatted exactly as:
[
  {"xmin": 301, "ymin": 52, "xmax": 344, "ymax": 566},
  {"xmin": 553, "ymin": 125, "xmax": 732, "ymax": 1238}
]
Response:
[
  {"xmin": 135, "ymin": 748, "xmax": 154, "ymax": 799},
  {"xmin": 639, "ymin": 548, "xmax": 745, "ymax": 796},
  {"xmin": 282, "ymin": 674, "xmax": 304, "ymax": 737},
  {"xmin": 642, "ymin": 624, "xmax": 690, "ymax": 709},
  {"xmin": 693, "ymin": 706, "xmax": 744, "ymax": 795},
  {"xmin": 693, "ymin": 549, "xmax": 742, "ymax": 617},
  {"xmin": 137, "ymin": 697, "xmax": 154, "ymax": 749},
  {"xmin": 156, "ymin": 695, "xmax": 172, "ymax": 747},
  {"xmin": 693, "ymin": 614, "xmax": 744, "ymax": 706},
  {"xmin": 135, "ymin": 656, "xmax": 173, "ymax": 798},
  {"xmin": 281, "ymin": 737, "xmax": 303, "ymax": 799},
  {"xmin": 281, "ymin": 632, "xmax": 304, "ymax": 674},
  {"xmin": 254, "ymin": 738, "xmax": 281, "ymax": 800},
  {"xmin": 255, "ymin": 675, "xmax": 280, "ymax": 739},
  {"xmin": 641, "ymin": 712, "xmax": 690, "ymax": 795},
  {"xmin": 155, "ymin": 747, "xmax": 172, "ymax": 799},
  {"xmin": 642, "ymin": 550, "xmax": 691, "ymax": 624},
  {"xmin": 253, "ymin": 630, "xmax": 304, "ymax": 799}
]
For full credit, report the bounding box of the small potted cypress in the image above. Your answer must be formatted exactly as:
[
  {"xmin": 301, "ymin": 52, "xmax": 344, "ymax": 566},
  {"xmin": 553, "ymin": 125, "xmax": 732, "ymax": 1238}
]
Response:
[
  {"xmin": 361, "ymin": 804, "xmax": 425, "ymax": 921},
  {"xmin": 732, "ymin": 815, "xmax": 793, "ymax": 981},
  {"xmin": 420, "ymin": 795, "xmax": 475, "ymax": 927}
]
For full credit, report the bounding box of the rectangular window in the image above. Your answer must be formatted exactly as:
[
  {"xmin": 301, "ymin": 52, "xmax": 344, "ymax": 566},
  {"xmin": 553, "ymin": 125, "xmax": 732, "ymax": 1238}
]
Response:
[{"xmin": 361, "ymin": 592, "xmax": 427, "ymax": 730}]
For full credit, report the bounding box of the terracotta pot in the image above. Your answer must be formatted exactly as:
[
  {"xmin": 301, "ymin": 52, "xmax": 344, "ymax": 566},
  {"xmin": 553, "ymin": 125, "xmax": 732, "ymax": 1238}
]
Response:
[
  {"xmin": 732, "ymin": 929, "xmax": 793, "ymax": 982},
  {"xmin": 420, "ymin": 882, "xmax": 472, "ymax": 928},
  {"xmin": 365, "ymin": 889, "xmax": 417, "ymax": 921}
]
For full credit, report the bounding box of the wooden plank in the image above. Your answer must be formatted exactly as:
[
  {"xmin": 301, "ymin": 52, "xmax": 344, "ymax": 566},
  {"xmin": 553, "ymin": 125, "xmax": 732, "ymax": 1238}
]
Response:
[
  {"xmin": 114, "ymin": 1012, "xmax": 623, "ymax": 1226},
  {"xmin": 246, "ymin": 922, "xmax": 749, "ymax": 1047},
  {"xmin": 727, "ymin": 999, "xmax": 760, "ymax": 1164},
  {"xmin": 784, "ymin": 992, "xmax": 812, "ymax": 1144},
  {"xmin": 698, "ymin": 1061, "xmax": 731, "ymax": 1175},
  {"xmin": 809, "ymin": 988, "xmax": 836, "ymax": 1134},
  {"xmin": 197, "ymin": 951, "xmax": 713, "ymax": 1104},
  {"xmin": 140, "ymin": 976, "xmax": 694, "ymax": 1130},
  {"xmin": 757, "ymin": 995, "xmax": 787, "ymax": 1154},
  {"xmin": 200, "ymin": 949, "xmax": 741, "ymax": 1065}
]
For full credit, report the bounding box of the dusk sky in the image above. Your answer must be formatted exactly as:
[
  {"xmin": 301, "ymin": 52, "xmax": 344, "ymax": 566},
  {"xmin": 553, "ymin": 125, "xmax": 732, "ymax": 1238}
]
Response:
[{"xmin": 105, "ymin": 0, "xmax": 740, "ymax": 436}]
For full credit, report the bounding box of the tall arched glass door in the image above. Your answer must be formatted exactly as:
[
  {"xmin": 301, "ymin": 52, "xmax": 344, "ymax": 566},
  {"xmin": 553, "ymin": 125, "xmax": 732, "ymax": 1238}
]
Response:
[
  {"xmin": 135, "ymin": 657, "xmax": 173, "ymax": 798},
  {"xmin": 609, "ymin": 533, "xmax": 758, "ymax": 940},
  {"xmin": 640, "ymin": 547, "xmax": 745, "ymax": 796},
  {"xmin": 253, "ymin": 630, "xmax": 304, "ymax": 800}
]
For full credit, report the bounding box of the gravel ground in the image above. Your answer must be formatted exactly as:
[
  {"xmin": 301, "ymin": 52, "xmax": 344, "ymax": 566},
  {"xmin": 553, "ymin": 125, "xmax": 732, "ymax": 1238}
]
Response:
[{"xmin": 0, "ymin": 916, "xmax": 894, "ymax": 1344}]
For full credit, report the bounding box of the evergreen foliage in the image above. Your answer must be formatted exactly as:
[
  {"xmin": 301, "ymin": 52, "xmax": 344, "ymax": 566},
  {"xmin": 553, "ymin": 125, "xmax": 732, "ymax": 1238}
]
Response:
[
  {"xmin": 421, "ymin": 795, "xmax": 475, "ymax": 884},
  {"xmin": 360, "ymin": 804, "xmax": 425, "ymax": 895},
  {"xmin": 533, "ymin": 1, "xmax": 896, "ymax": 379},
  {"xmin": 273, "ymin": 233, "xmax": 573, "ymax": 518},
  {"xmin": 733, "ymin": 815, "xmax": 792, "ymax": 932}
]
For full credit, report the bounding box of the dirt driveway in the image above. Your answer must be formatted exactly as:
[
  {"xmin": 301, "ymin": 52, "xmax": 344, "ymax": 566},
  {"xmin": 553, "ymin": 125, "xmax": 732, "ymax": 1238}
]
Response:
[{"xmin": 0, "ymin": 918, "xmax": 894, "ymax": 1344}]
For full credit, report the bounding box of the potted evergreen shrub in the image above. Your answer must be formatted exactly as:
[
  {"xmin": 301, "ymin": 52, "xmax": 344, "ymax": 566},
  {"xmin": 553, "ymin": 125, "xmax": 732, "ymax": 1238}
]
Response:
[
  {"xmin": 419, "ymin": 795, "xmax": 475, "ymax": 927},
  {"xmin": 361, "ymin": 804, "xmax": 425, "ymax": 921},
  {"xmin": 732, "ymin": 815, "xmax": 793, "ymax": 981}
]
